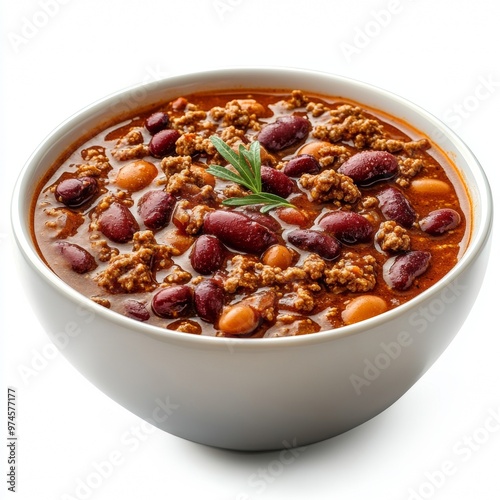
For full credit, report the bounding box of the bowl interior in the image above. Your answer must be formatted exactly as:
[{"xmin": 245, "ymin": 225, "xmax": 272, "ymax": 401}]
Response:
[{"xmin": 11, "ymin": 67, "xmax": 493, "ymax": 346}]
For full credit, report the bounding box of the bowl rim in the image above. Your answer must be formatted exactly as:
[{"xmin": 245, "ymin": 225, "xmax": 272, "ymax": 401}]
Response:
[{"xmin": 10, "ymin": 66, "xmax": 494, "ymax": 350}]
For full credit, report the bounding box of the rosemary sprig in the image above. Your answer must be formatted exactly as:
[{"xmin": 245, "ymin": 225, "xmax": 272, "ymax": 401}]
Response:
[{"xmin": 207, "ymin": 135, "xmax": 295, "ymax": 214}]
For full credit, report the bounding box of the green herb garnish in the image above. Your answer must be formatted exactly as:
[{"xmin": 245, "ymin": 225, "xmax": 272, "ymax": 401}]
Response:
[{"xmin": 207, "ymin": 135, "xmax": 295, "ymax": 214}]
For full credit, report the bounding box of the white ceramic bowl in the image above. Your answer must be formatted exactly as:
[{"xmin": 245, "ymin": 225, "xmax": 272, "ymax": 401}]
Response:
[{"xmin": 11, "ymin": 68, "xmax": 493, "ymax": 450}]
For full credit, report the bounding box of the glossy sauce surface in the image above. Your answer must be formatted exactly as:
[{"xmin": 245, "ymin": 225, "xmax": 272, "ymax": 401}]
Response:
[{"xmin": 32, "ymin": 90, "xmax": 470, "ymax": 337}]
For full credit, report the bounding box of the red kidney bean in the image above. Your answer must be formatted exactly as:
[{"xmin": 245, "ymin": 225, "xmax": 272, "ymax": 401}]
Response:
[
  {"xmin": 194, "ymin": 279, "xmax": 225, "ymax": 323},
  {"xmin": 149, "ymin": 129, "xmax": 180, "ymax": 158},
  {"xmin": 152, "ymin": 285, "xmax": 193, "ymax": 319},
  {"xmin": 190, "ymin": 234, "xmax": 226, "ymax": 275},
  {"xmin": 419, "ymin": 208, "xmax": 461, "ymax": 235},
  {"xmin": 99, "ymin": 202, "xmax": 139, "ymax": 243},
  {"xmin": 377, "ymin": 186, "xmax": 417, "ymax": 228},
  {"xmin": 261, "ymin": 166, "xmax": 295, "ymax": 198},
  {"xmin": 203, "ymin": 210, "xmax": 278, "ymax": 254},
  {"xmin": 145, "ymin": 111, "xmax": 169, "ymax": 134},
  {"xmin": 138, "ymin": 190, "xmax": 176, "ymax": 230},
  {"xmin": 283, "ymin": 154, "xmax": 320, "ymax": 177},
  {"xmin": 319, "ymin": 211, "xmax": 373, "ymax": 244},
  {"xmin": 287, "ymin": 229, "xmax": 341, "ymax": 260},
  {"xmin": 257, "ymin": 115, "xmax": 310, "ymax": 152},
  {"xmin": 384, "ymin": 251, "xmax": 431, "ymax": 291},
  {"xmin": 55, "ymin": 241, "xmax": 97, "ymax": 274},
  {"xmin": 241, "ymin": 209, "xmax": 282, "ymax": 232},
  {"xmin": 55, "ymin": 176, "xmax": 98, "ymax": 207},
  {"xmin": 123, "ymin": 299, "xmax": 150, "ymax": 321},
  {"xmin": 338, "ymin": 151, "xmax": 399, "ymax": 186}
]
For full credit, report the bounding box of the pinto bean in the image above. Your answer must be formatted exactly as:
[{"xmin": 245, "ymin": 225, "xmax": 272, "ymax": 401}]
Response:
[
  {"xmin": 262, "ymin": 244, "xmax": 293, "ymax": 269},
  {"xmin": 115, "ymin": 160, "xmax": 158, "ymax": 191},
  {"xmin": 203, "ymin": 210, "xmax": 278, "ymax": 254},
  {"xmin": 218, "ymin": 304, "xmax": 261, "ymax": 335},
  {"xmin": 342, "ymin": 295, "xmax": 388, "ymax": 325}
]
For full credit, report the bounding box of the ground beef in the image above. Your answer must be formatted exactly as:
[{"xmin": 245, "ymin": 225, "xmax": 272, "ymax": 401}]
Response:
[
  {"xmin": 396, "ymin": 157, "xmax": 425, "ymax": 187},
  {"xmin": 306, "ymin": 101, "xmax": 328, "ymax": 117},
  {"xmin": 323, "ymin": 253, "xmax": 377, "ymax": 293},
  {"xmin": 280, "ymin": 90, "xmax": 309, "ymax": 110},
  {"xmin": 210, "ymin": 99, "xmax": 262, "ymax": 130},
  {"xmin": 170, "ymin": 109, "xmax": 208, "ymax": 132},
  {"xmin": 173, "ymin": 202, "xmax": 214, "ymax": 235},
  {"xmin": 314, "ymin": 143, "xmax": 351, "ymax": 168},
  {"xmin": 175, "ymin": 133, "xmax": 214, "ymax": 156},
  {"xmin": 299, "ymin": 169, "xmax": 360, "ymax": 204},
  {"xmin": 111, "ymin": 128, "xmax": 149, "ymax": 161},
  {"xmin": 160, "ymin": 155, "xmax": 192, "ymax": 177},
  {"xmin": 76, "ymin": 146, "xmax": 112, "ymax": 177},
  {"xmin": 164, "ymin": 265, "xmax": 192, "ymax": 284},
  {"xmin": 375, "ymin": 221, "xmax": 411, "ymax": 252},
  {"xmin": 43, "ymin": 207, "xmax": 84, "ymax": 238}
]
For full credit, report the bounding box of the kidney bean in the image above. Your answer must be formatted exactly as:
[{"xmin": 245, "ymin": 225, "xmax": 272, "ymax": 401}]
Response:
[
  {"xmin": 377, "ymin": 186, "xmax": 417, "ymax": 228},
  {"xmin": 115, "ymin": 160, "xmax": 158, "ymax": 192},
  {"xmin": 149, "ymin": 129, "xmax": 180, "ymax": 158},
  {"xmin": 203, "ymin": 210, "xmax": 278, "ymax": 254},
  {"xmin": 123, "ymin": 299, "xmax": 150, "ymax": 322},
  {"xmin": 283, "ymin": 154, "xmax": 320, "ymax": 177},
  {"xmin": 384, "ymin": 251, "xmax": 431, "ymax": 291},
  {"xmin": 287, "ymin": 229, "xmax": 341, "ymax": 260},
  {"xmin": 218, "ymin": 304, "xmax": 262, "ymax": 335},
  {"xmin": 319, "ymin": 211, "xmax": 373, "ymax": 244},
  {"xmin": 145, "ymin": 111, "xmax": 169, "ymax": 134},
  {"xmin": 241, "ymin": 209, "xmax": 282, "ymax": 232},
  {"xmin": 338, "ymin": 151, "xmax": 399, "ymax": 186},
  {"xmin": 190, "ymin": 234, "xmax": 226, "ymax": 274},
  {"xmin": 257, "ymin": 115, "xmax": 310, "ymax": 152},
  {"xmin": 99, "ymin": 202, "xmax": 139, "ymax": 243},
  {"xmin": 194, "ymin": 279, "xmax": 225, "ymax": 323},
  {"xmin": 138, "ymin": 190, "xmax": 176, "ymax": 230},
  {"xmin": 261, "ymin": 166, "xmax": 294, "ymax": 198},
  {"xmin": 152, "ymin": 285, "xmax": 193, "ymax": 319},
  {"xmin": 55, "ymin": 176, "xmax": 98, "ymax": 207},
  {"xmin": 419, "ymin": 208, "xmax": 461, "ymax": 235},
  {"xmin": 55, "ymin": 241, "xmax": 97, "ymax": 274}
]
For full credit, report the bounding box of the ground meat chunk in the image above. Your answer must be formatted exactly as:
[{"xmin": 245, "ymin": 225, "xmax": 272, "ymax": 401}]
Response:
[
  {"xmin": 166, "ymin": 168, "xmax": 215, "ymax": 202},
  {"xmin": 299, "ymin": 169, "xmax": 360, "ymax": 204},
  {"xmin": 323, "ymin": 253, "xmax": 377, "ymax": 293},
  {"xmin": 160, "ymin": 155, "xmax": 192, "ymax": 177},
  {"xmin": 76, "ymin": 146, "xmax": 112, "ymax": 177},
  {"xmin": 173, "ymin": 201, "xmax": 214, "ymax": 235},
  {"xmin": 280, "ymin": 90, "xmax": 309, "ymax": 110},
  {"xmin": 292, "ymin": 285, "xmax": 316, "ymax": 312},
  {"xmin": 43, "ymin": 207, "xmax": 84, "ymax": 238},
  {"xmin": 164, "ymin": 265, "xmax": 192, "ymax": 284},
  {"xmin": 111, "ymin": 128, "xmax": 149, "ymax": 161},
  {"xmin": 306, "ymin": 101, "xmax": 329, "ymax": 117},
  {"xmin": 210, "ymin": 99, "xmax": 261, "ymax": 130},
  {"xmin": 96, "ymin": 247, "xmax": 156, "ymax": 294},
  {"xmin": 301, "ymin": 254, "xmax": 326, "ymax": 280},
  {"xmin": 223, "ymin": 255, "xmax": 263, "ymax": 293},
  {"xmin": 315, "ymin": 143, "xmax": 351, "ymax": 168},
  {"xmin": 376, "ymin": 221, "xmax": 411, "ymax": 252},
  {"xmin": 175, "ymin": 133, "xmax": 215, "ymax": 156},
  {"xmin": 170, "ymin": 109, "xmax": 208, "ymax": 132},
  {"xmin": 396, "ymin": 157, "xmax": 425, "ymax": 187},
  {"xmin": 313, "ymin": 104, "xmax": 384, "ymax": 148}
]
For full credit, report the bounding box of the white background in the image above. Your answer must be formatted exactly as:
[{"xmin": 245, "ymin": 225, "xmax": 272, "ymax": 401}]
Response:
[{"xmin": 1, "ymin": 0, "xmax": 499, "ymax": 499}]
